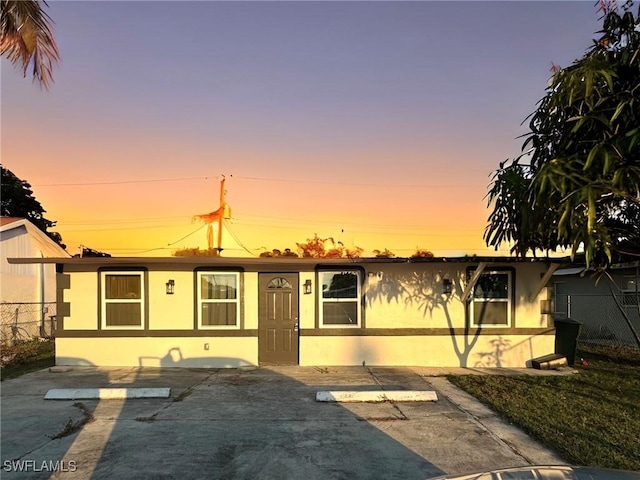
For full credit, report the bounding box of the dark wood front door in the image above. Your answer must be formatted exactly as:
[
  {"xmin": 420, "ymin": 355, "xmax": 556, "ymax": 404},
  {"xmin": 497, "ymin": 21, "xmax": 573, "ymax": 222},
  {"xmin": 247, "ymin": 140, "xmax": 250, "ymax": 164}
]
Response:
[{"xmin": 258, "ymin": 273, "xmax": 299, "ymax": 365}]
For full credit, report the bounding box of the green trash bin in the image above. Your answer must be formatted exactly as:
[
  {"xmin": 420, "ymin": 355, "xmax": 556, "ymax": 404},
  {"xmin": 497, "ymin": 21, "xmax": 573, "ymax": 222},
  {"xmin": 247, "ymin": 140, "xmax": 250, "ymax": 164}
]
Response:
[{"xmin": 554, "ymin": 317, "xmax": 582, "ymax": 366}]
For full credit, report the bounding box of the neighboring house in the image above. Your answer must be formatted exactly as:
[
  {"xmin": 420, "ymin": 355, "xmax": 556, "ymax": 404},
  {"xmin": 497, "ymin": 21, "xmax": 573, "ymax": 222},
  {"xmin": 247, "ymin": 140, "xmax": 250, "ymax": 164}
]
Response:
[
  {"xmin": 553, "ymin": 262, "xmax": 640, "ymax": 347},
  {"xmin": 8, "ymin": 254, "xmax": 563, "ymax": 368},
  {"xmin": 1, "ymin": 217, "xmax": 70, "ymax": 339}
]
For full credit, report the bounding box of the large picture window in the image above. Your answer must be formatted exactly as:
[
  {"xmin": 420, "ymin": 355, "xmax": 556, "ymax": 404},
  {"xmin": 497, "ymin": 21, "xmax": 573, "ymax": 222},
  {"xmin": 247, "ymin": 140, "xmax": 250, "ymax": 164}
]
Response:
[
  {"xmin": 470, "ymin": 270, "xmax": 512, "ymax": 327},
  {"xmin": 101, "ymin": 271, "xmax": 145, "ymax": 329},
  {"xmin": 197, "ymin": 272, "xmax": 240, "ymax": 329},
  {"xmin": 319, "ymin": 270, "xmax": 362, "ymax": 327}
]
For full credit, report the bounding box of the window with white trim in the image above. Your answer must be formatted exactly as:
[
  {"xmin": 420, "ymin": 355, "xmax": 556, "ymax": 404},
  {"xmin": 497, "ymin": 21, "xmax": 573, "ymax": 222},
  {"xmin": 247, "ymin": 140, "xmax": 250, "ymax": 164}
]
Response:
[
  {"xmin": 319, "ymin": 270, "xmax": 361, "ymax": 327},
  {"xmin": 101, "ymin": 271, "xmax": 145, "ymax": 329},
  {"xmin": 197, "ymin": 272, "xmax": 240, "ymax": 329},
  {"xmin": 470, "ymin": 270, "xmax": 512, "ymax": 327}
]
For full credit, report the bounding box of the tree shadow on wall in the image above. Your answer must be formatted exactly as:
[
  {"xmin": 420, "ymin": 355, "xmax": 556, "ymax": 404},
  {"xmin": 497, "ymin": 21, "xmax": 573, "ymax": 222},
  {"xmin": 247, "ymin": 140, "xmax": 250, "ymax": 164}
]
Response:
[
  {"xmin": 473, "ymin": 336, "xmax": 512, "ymax": 368},
  {"xmin": 366, "ymin": 268, "xmax": 482, "ymax": 367}
]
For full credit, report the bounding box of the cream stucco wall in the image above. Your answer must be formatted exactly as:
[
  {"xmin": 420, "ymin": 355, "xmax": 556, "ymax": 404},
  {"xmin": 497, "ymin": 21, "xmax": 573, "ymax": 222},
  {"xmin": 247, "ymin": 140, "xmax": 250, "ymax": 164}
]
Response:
[
  {"xmin": 63, "ymin": 271, "xmax": 98, "ymax": 330},
  {"xmin": 148, "ymin": 271, "xmax": 193, "ymax": 329},
  {"xmin": 57, "ymin": 261, "xmax": 555, "ymax": 368},
  {"xmin": 243, "ymin": 273, "xmax": 259, "ymax": 330},
  {"xmin": 56, "ymin": 337, "xmax": 258, "ymax": 368},
  {"xmin": 298, "ymin": 272, "xmax": 315, "ymax": 329},
  {"xmin": 299, "ymin": 333, "xmax": 554, "ymax": 368},
  {"xmin": 62, "ymin": 268, "xmax": 262, "ymax": 331},
  {"xmin": 363, "ymin": 262, "xmax": 550, "ymax": 329}
]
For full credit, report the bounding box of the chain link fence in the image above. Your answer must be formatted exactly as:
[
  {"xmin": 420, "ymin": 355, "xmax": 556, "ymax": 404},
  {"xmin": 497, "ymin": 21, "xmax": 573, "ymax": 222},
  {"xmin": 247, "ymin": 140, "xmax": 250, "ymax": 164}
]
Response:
[
  {"xmin": 555, "ymin": 293, "xmax": 640, "ymax": 348},
  {"xmin": 0, "ymin": 302, "xmax": 57, "ymax": 346}
]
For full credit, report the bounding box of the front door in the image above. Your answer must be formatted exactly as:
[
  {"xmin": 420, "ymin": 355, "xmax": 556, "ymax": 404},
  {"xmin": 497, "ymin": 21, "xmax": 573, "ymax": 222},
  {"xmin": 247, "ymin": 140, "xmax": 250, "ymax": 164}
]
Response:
[{"xmin": 258, "ymin": 273, "xmax": 299, "ymax": 365}]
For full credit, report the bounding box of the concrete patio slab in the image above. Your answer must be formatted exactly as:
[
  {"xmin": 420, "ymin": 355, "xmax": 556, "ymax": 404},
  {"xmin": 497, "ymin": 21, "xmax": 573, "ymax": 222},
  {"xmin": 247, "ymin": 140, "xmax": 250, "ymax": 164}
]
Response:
[{"xmin": 1, "ymin": 366, "xmax": 566, "ymax": 479}]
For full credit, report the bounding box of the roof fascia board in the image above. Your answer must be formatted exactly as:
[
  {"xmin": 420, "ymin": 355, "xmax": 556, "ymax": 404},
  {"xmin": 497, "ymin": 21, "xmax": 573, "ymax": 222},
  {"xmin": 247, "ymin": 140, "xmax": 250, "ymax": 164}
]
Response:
[
  {"xmin": 24, "ymin": 223, "xmax": 70, "ymax": 258},
  {"xmin": 1, "ymin": 218, "xmax": 70, "ymax": 257},
  {"xmin": 0, "ymin": 218, "xmax": 27, "ymax": 233},
  {"xmin": 7, "ymin": 256, "xmax": 568, "ymax": 265}
]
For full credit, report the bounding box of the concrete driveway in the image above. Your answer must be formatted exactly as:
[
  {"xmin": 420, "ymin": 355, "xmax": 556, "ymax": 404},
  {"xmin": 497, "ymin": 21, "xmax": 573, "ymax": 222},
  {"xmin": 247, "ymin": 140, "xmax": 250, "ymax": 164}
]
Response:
[{"xmin": 1, "ymin": 366, "xmax": 565, "ymax": 479}]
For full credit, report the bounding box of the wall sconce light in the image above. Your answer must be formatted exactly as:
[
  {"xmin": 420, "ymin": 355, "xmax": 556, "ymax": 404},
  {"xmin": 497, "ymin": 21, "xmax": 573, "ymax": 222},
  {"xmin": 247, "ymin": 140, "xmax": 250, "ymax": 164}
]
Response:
[
  {"xmin": 443, "ymin": 278, "xmax": 453, "ymax": 295},
  {"xmin": 166, "ymin": 279, "xmax": 175, "ymax": 295},
  {"xmin": 303, "ymin": 279, "xmax": 312, "ymax": 295}
]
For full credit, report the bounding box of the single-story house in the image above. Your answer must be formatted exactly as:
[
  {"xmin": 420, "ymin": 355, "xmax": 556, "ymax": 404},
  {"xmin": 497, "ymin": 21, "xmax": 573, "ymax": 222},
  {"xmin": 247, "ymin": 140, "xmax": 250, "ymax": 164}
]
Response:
[
  {"xmin": 553, "ymin": 262, "xmax": 639, "ymax": 347},
  {"xmin": 1, "ymin": 217, "xmax": 70, "ymax": 340},
  {"xmin": 8, "ymin": 255, "xmax": 564, "ymax": 368}
]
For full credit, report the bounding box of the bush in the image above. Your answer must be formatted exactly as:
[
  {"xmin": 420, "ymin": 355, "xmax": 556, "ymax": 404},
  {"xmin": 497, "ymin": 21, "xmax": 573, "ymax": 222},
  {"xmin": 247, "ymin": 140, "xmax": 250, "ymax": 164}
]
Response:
[{"xmin": 1, "ymin": 339, "xmax": 54, "ymax": 367}]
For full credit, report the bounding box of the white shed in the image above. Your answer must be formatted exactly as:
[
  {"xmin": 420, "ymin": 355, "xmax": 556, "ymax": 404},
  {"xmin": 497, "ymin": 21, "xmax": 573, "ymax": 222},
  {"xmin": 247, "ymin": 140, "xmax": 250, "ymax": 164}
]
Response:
[{"xmin": 1, "ymin": 217, "xmax": 69, "ymax": 339}]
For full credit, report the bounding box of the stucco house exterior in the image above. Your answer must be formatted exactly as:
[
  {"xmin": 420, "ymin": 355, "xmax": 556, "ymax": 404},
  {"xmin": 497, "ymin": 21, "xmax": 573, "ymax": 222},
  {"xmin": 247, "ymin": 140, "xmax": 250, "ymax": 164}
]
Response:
[{"xmin": 8, "ymin": 254, "xmax": 563, "ymax": 368}]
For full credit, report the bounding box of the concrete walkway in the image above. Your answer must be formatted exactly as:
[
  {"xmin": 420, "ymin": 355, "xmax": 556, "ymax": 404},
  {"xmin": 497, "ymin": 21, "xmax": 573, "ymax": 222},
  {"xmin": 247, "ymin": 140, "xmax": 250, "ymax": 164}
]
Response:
[{"xmin": 1, "ymin": 366, "xmax": 567, "ymax": 479}]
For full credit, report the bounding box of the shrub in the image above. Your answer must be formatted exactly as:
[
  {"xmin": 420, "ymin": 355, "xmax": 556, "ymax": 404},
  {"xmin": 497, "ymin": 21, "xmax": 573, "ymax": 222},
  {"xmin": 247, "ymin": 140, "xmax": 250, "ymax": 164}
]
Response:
[{"xmin": 1, "ymin": 339, "xmax": 53, "ymax": 367}]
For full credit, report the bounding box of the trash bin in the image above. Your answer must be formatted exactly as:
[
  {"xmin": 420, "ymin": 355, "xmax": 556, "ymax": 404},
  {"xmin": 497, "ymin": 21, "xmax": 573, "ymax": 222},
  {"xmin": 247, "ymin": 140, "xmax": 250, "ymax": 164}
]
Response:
[{"xmin": 554, "ymin": 317, "xmax": 582, "ymax": 366}]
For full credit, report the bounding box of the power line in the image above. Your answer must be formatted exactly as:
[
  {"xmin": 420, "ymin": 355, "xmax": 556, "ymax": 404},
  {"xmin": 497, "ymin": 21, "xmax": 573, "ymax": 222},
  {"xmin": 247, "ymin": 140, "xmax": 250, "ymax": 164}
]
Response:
[
  {"xmin": 222, "ymin": 220, "xmax": 259, "ymax": 257},
  {"xmin": 32, "ymin": 176, "xmax": 217, "ymax": 187},
  {"xmin": 58, "ymin": 215, "xmax": 191, "ymax": 226},
  {"xmin": 167, "ymin": 225, "xmax": 206, "ymax": 246},
  {"xmin": 99, "ymin": 226, "xmax": 206, "ymax": 255},
  {"xmin": 30, "ymin": 173, "xmax": 482, "ymax": 189},
  {"xmin": 233, "ymin": 175, "xmax": 478, "ymax": 189},
  {"xmin": 231, "ymin": 214, "xmax": 483, "ymax": 231},
  {"xmin": 55, "ymin": 210, "xmax": 485, "ymax": 232},
  {"xmin": 60, "ymin": 223, "xmax": 192, "ymax": 233}
]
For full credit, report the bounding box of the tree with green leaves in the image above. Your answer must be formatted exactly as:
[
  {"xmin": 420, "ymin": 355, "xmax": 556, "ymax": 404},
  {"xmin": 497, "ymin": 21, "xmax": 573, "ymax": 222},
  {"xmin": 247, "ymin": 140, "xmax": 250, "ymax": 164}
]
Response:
[
  {"xmin": 485, "ymin": 0, "xmax": 640, "ymax": 269},
  {"xmin": 1, "ymin": 165, "xmax": 65, "ymax": 249},
  {"xmin": 0, "ymin": 0, "xmax": 59, "ymax": 89}
]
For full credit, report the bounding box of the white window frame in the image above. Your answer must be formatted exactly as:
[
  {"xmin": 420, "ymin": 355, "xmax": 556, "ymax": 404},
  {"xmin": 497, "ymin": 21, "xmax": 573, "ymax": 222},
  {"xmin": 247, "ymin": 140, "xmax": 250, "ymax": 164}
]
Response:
[
  {"xmin": 197, "ymin": 271, "xmax": 241, "ymax": 330},
  {"xmin": 318, "ymin": 270, "xmax": 362, "ymax": 328},
  {"xmin": 470, "ymin": 270, "xmax": 512, "ymax": 328},
  {"xmin": 100, "ymin": 271, "xmax": 145, "ymax": 330}
]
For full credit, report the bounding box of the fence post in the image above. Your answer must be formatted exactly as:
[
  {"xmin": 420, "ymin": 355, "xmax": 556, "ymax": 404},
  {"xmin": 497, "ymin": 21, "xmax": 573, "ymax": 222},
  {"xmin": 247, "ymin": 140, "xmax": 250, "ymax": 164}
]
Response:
[
  {"xmin": 40, "ymin": 305, "xmax": 47, "ymax": 338},
  {"xmin": 12, "ymin": 307, "xmax": 19, "ymax": 345}
]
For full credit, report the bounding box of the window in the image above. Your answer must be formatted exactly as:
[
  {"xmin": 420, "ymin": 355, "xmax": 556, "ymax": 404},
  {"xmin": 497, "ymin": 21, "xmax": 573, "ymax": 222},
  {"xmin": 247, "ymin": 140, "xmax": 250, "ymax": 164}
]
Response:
[
  {"xmin": 197, "ymin": 272, "xmax": 240, "ymax": 329},
  {"xmin": 319, "ymin": 270, "xmax": 361, "ymax": 327},
  {"xmin": 101, "ymin": 271, "xmax": 145, "ymax": 329},
  {"xmin": 470, "ymin": 270, "xmax": 512, "ymax": 327},
  {"xmin": 267, "ymin": 277, "xmax": 292, "ymax": 289}
]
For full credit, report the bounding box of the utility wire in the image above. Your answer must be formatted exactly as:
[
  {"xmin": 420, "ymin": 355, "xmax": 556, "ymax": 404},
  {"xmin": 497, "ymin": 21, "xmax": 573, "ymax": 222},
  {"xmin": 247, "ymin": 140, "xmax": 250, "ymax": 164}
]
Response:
[
  {"xmin": 31, "ymin": 173, "xmax": 480, "ymax": 189},
  {"xmin": 223, "ymin": 219, "xmax": 260, "ymax": 257},
  {"xmin": 167, "ymin": 225, "xmax": 206, "ymax": 246},
  {"xmin": 33, "ymin": 176, "xmax": 217, "ymax": 187},
  {"xmin": 131, "ymin": 225, "xmax": 206, "ymax": 254}
]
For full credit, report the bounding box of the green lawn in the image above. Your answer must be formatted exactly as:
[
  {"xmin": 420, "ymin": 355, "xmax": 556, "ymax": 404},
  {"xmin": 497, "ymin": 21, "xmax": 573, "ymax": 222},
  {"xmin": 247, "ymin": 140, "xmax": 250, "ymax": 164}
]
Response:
[
  {"xmin": 0, "ymin": 339, "xmax": 55, "ymax": 381},
  {"xmin": 448, "ymin": 346, "xmax": 640, "ymax": 471}
]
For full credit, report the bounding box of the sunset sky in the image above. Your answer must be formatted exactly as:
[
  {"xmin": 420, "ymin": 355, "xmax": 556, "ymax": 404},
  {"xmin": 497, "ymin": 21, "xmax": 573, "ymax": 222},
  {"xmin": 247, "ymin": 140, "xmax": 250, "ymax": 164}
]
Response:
[{"xmin": 2, "ymin": 1, "xmax": 604, "ymax": 257}]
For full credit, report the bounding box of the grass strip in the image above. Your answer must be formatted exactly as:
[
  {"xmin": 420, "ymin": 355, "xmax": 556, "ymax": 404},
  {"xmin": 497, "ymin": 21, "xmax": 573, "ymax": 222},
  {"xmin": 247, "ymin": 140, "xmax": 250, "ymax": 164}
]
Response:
[{"xmin": 448, "ymin": 347, "xmax": 640, "ymax": 471}]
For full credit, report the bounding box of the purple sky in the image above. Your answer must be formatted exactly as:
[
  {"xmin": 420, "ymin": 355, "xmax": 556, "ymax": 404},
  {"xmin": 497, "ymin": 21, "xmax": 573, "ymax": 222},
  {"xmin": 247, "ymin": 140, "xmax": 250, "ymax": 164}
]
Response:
[{"xmin": 2, "ymin": 1, "xmax": 605, "ymax": 256}]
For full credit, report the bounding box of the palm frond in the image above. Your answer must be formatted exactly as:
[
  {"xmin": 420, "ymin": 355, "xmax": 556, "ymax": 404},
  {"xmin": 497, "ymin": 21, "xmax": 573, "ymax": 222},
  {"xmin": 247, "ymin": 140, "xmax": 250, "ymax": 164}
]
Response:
[{"xmin": 0, "ymin": 0, "xmax": 59, "ymax": 89}]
